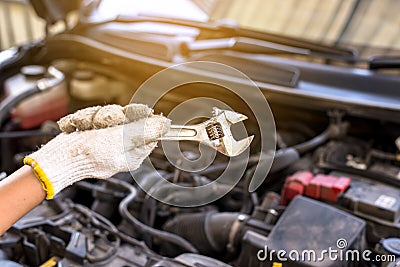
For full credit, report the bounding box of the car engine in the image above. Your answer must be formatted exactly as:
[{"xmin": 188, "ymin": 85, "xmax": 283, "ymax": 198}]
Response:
[{"xmin": 1, "ymin": 22, "xmax": 400, "ymax": 266}]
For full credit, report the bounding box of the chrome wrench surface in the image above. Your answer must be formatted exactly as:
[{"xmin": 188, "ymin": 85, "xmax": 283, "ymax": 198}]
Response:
[{"xmin": 159, "ymin": 107, "xmax": 254, "ymax": 157}]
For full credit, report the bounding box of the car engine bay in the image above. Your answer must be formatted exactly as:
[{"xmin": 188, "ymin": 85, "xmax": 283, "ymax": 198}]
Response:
[{"xmin": 2, "ymin": 20, "xmax": 400, "ymax": 266}]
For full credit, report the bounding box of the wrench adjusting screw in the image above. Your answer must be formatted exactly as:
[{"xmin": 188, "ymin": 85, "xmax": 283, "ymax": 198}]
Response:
[{"xmin": 206, "ymin": 122, "xmax": 225, "ymax": 140}]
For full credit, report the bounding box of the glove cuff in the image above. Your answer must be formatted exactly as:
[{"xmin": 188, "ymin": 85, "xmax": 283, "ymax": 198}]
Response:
[
  {"xmin": 24, "ymin": 157, "xmax": 55, "ymax": 200},
  {"xmin": 23, "ymin": 132, "xmax": 98, "ymax": 200},
  {"xmin": 24, "ymin": 154, "xmax": 98, "ymax": 200}
]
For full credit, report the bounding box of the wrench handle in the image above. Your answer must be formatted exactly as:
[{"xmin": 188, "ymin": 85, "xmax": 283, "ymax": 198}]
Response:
[{"xmin": 159, "ymin": 125, "xmax": 199, "ymax": 141}]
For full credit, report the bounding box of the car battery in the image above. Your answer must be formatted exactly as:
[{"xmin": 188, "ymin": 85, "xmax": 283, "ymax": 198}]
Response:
[
  {"xmin": 305, "ymin": 174, "xmax": 351, "ymax": 202},
  {"xmin": 334, "ymin": 172, "xmax": 400, "ymax": 223},
  {"xmin": 281, "ymin": 171, "xmax": 351, "ymax": 205}
]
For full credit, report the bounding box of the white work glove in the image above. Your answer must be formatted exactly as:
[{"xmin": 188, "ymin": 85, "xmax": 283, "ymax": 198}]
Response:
[{"xmin": 24, "ymin": 104, "xmax": 170, "ymax": 200}]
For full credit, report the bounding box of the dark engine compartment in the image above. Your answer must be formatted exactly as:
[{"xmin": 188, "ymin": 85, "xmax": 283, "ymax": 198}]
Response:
[{"xmin": 1, "ymin": 31, "xmax": 400, "ymax": 267}]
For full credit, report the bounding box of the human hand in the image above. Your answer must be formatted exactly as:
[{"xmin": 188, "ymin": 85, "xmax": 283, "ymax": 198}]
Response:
[{"xmin": 24, "ymin": 104, "xmax": 170, "ymax": 199}]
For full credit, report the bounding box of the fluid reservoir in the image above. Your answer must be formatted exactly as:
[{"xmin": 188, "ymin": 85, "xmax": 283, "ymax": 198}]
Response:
[
  {"xmin": 4, "ymin": 65, "xmax": 69, "ymax": 129},
  {"xmin": 69, "ymin": 69, "xmax": 132, "ymax": 109},
  {"xmin": 69, "ymin": 69, "xmax": 111, "ymax": 109}
]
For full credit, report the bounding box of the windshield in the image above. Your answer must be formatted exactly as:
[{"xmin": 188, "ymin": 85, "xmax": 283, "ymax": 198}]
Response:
[
  {"xmin": 92, "ymin": 0, "xmax": 209, "ymax": 22},
  {"xmin": 210, "ymin": 0, "xmax": 400, "ymax": 55},
  {"xmin": 93, "ymin": 0, "xmax": 400, "ymax": 58}
]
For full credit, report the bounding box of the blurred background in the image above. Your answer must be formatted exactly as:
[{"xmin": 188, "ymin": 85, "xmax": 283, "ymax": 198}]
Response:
[
  {"xmin": 0, "ymin": 0, "xmax": 44, "ymax": 50},
  {"xmin": 2, "ymin": 0, "xmax": 400, "ymax": 55},
  {"xmin": 2, "ymin": 2, "xmax": 400, "ymax": 266}
]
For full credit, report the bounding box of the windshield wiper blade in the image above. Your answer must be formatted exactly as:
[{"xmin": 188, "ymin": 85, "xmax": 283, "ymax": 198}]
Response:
[
  {"xmin": 228, "ymin": 26, "xmax": 358, "ymax": 61},
  {"xmin": 369, "ymin": 56, "xmax": 400, "ymax": 70},
  {"xmin": 184, "ymin": 37, "xmax": 310, "ymax": 55}
]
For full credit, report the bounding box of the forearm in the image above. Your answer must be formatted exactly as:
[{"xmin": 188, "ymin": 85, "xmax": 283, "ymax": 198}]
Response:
[{"xmin": 0, "ymin": 165, "xmax": 46, "ymax": 235}]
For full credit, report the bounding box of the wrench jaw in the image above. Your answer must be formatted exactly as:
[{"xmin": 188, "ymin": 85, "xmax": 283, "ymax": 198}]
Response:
[
  {"xmin": 207, "ymin": 108, "xmax": 254, "ymax": 156},
  {"xmin": 218, "ymin": 135, "xmax": 254, "ymax": 157},
  {"xmin": 231, "ymin": 135, "xmax": 254, "ymax": 156},
  {"xmin": 213, "ymin": 107, "xmax": 249, "ymax": 124}
]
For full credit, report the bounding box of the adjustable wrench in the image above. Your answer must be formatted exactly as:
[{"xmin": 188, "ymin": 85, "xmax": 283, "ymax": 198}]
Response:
[{"xmin": 159, "ymin": 107, "xmax": 253, "ymax": 157}]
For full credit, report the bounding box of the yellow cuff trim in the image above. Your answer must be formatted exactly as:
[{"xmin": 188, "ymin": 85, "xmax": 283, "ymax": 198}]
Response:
[{"xmin": 23, "ymin": 157, "xmax": 55, "ymax": 200}]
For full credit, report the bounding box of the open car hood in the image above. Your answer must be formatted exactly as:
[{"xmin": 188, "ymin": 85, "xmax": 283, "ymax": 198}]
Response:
[{"xmin": 29, "ymin": 0, "xmax": 81, "ymax": 25}]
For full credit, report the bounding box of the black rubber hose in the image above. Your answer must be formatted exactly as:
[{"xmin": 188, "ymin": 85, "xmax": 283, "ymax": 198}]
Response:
[
  {"xmin": 197, "ymin": 149, "xmax": 299, "ymax": 176},
  {"xmin": 292, "ymin": 124, "xmax": 341, "ymax": 154},
  {"xmin": 0, "ymin": 130, "xmax": 58, "ymax": 138},
  {"xmin": 269, "ymin": 148, "xmax": 299, "ymax": 173},
  {"xmin": 117, "ymin": 180, "xmax": 199, "ymax": 253},
  {"xmin": 366, "ymin": 149, "xmax": 398, "ymax": 163},
  {"xmin": 163, "ymin": 211, "xmax": 242, "ymax": 255}
]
